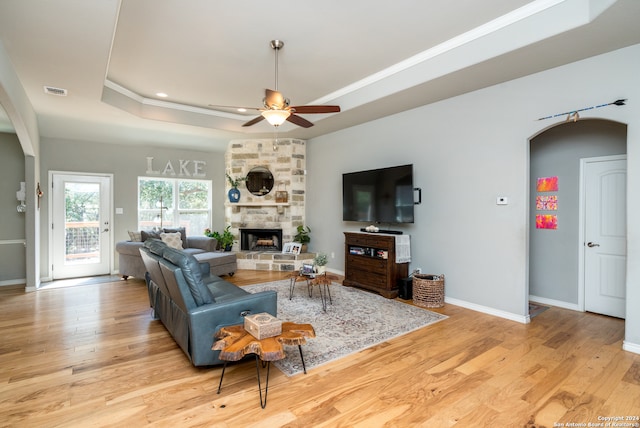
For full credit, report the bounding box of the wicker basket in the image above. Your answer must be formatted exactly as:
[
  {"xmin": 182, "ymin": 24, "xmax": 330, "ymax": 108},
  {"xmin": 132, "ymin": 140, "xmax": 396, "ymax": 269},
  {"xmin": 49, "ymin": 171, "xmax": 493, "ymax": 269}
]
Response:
[{"xmin": 412, "ymin": 274, "xmax": 445, "ymax": 308}]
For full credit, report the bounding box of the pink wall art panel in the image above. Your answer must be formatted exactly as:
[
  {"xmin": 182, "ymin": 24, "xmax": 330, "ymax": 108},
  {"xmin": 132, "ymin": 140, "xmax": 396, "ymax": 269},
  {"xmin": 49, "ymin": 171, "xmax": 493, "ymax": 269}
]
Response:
[
  {"xmin": 536, "ymin": 195, "xmax": 558, "ymax": 211},
  {"xmin": 536, "ymin": 214, "xmax": 558, "ymax": 230},
  {"xmin": 536, "ymin": 176, "xmax": 558, "ymax": 192}
]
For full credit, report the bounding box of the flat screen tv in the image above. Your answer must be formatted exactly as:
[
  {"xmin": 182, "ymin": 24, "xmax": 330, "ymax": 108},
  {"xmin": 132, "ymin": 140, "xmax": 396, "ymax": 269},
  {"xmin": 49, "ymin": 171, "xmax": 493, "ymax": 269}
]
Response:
[{"xmin": 342, "ymin": 164, "xmax": 414, "ymax": 224}]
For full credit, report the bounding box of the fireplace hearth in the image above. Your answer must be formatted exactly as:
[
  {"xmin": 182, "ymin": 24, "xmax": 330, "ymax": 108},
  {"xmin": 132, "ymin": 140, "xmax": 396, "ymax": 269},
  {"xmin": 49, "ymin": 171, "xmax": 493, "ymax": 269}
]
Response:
[{"xmin": 240, "ymin": 228, "xmax": 283, "ymax": 252}]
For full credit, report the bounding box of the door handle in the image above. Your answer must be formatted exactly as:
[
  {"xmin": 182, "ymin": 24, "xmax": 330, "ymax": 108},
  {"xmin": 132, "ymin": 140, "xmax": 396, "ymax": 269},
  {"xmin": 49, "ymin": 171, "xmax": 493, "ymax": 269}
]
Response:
[
  {"xmin": 587, "ymin": 242, "xmax": 600, "ymax": 247},
  {"xmin": 102, "ymin": 228, "xmax": 110, "ymax": 233}
]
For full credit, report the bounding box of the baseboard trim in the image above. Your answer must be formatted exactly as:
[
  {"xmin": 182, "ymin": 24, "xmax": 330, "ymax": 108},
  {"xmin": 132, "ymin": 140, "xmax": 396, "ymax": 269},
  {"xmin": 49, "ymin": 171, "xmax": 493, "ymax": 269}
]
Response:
[
  {"xmin": 0, "ymin": 278, "xmax": 26, "ymax": 287},
  {"xmin": 445, "ymin": 297, "xmax": 529, "ymax": 324},
  {"xmin": 528, "ymin": 295, "xmax": 581, "ymax": 312},
  {"xmin": 623, "ymin": 340, "xmax": 640, "ymax": 355}
]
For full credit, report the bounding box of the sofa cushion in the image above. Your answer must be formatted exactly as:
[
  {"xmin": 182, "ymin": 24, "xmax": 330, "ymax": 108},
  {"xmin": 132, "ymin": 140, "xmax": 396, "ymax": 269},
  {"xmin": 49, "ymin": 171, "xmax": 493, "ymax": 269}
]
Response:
[
  {"xmin": 160, "ymin": 232, "xmax": 183, "ymax": 249},
  {"xmin": 206, "ymin": 279, "xmax": 248, "ymax": 302},
  {"xmin": 163, "ymin": 227, "xmax": 187, "ymax": 246},
  {"xmin": 162, "ymin": 247, "xmax": 214, "ymax": 306}
]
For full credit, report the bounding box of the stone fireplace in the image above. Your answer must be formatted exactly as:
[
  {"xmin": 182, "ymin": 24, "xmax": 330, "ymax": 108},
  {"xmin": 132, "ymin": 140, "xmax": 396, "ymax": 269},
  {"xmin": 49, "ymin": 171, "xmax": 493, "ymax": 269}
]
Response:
[{"xmin": 225, "ymin": 138, "xmax": 313, "ymax": 271}]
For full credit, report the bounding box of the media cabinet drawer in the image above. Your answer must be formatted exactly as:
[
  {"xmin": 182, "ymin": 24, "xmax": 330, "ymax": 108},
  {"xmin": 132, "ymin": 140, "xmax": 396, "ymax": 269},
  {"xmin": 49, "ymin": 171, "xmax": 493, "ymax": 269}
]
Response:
[
  {"xmin": 346, "ymin": 268, "xmax": 387, "ymax": 288},
  {"xmin": 347, "ymin": 234, "xmax": 390, "ymax": 249},
  {"xmin": 346, "ymin": 255, "xmax": 386, "ymax": 274}
]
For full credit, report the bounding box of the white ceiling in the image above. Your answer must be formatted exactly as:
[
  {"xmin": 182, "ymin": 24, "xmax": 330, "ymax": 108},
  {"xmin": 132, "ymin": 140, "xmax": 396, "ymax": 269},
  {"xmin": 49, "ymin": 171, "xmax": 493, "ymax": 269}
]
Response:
[{"xmin": 1, "ymin": 0, "xmax": 639, "ymax": 151}]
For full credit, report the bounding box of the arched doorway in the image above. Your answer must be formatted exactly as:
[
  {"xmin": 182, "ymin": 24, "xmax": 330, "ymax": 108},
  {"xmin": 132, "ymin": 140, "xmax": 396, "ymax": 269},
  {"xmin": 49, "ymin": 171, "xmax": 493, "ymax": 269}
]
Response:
[{"xmin": 528, "ymin": 119, "xmax": 627, "ymax": 317}]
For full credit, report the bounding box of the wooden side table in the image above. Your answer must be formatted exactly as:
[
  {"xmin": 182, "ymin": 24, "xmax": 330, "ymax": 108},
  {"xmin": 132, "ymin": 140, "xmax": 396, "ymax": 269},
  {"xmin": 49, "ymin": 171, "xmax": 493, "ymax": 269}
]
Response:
[
  {"xmin": 289, "ymin": 271, "xmax": 339, "ymax": 312},
  {"xmin": 213, "ymin": 322, "xmax": 315, "ymax": 408}
]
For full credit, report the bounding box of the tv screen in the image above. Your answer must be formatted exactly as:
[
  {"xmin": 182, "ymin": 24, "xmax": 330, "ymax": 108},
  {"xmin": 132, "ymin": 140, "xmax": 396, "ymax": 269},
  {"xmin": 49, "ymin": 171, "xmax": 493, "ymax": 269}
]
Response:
[{"xmin": 342, "ymin": 164, "xmax": 414, "ymax": 224}]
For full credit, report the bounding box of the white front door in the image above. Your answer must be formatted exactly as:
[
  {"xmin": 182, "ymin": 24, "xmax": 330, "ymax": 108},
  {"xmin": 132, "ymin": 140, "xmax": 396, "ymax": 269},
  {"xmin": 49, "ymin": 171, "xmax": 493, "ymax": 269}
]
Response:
[
  {"xmin": 51, "ymin": 173, "xmax": 112, "ymax": 279},
  {"xmin": 582, "ymin": 155, "xmax": 627, "ymax": 319}
]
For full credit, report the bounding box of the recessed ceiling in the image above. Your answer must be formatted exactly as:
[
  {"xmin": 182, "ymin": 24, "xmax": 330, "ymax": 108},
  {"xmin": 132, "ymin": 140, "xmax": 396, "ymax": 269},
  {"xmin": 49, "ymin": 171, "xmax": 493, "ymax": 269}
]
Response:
[{"xmin": 1, "ymin": 0, "xmax": 639, "ymax": 151}]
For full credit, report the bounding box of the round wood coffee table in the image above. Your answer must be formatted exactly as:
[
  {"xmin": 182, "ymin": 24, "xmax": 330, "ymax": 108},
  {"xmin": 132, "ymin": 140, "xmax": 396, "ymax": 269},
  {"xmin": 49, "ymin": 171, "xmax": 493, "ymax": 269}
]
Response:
[{"xmin": 213, "ymin": 322, "xmax": 315, "ymax": 408}]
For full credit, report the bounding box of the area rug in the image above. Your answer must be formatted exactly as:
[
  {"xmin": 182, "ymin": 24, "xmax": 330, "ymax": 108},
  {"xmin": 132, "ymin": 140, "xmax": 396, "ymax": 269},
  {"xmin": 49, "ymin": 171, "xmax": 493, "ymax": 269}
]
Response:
[{"xmin": 244, "ymin": 280, "xmax": 448, "ymax": 376}]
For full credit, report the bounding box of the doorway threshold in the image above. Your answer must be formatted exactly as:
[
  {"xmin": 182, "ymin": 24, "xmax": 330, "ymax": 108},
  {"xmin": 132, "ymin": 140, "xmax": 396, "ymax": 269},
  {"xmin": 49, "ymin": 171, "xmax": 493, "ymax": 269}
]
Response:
[{"xmin": 39, "ymin": 274, "xmax": 126, "ymax": 290}]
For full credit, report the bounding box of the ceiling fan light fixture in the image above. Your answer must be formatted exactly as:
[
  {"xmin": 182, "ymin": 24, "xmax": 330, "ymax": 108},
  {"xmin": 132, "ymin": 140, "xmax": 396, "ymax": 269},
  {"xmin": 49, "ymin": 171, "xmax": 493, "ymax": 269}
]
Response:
[{"xmin": 262, "ymin": 109, "xmax": 290, "ymax": 126}]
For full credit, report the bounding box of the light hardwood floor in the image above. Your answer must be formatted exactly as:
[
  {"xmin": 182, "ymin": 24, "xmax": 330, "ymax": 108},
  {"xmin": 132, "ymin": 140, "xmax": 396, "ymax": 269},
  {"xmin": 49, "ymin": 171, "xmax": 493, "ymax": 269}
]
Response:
[{"xmin": 1, "ymin": 271, "xmax": 638, "ymax": 427}]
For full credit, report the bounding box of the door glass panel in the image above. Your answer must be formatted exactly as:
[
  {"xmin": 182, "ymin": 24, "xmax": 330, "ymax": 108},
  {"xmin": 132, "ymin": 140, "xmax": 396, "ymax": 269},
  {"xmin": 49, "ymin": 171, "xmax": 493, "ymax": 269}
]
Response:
[{"xmin": 64, "ymin": 182, "xmax": 100, "ymax": 265}]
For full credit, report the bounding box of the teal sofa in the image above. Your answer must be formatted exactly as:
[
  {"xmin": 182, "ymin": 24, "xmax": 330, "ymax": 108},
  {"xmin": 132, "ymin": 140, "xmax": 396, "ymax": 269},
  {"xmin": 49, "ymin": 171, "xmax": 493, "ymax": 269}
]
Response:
[{"xmin": 140, "ymin": 239, "xmax": 277, "ymax": 366}]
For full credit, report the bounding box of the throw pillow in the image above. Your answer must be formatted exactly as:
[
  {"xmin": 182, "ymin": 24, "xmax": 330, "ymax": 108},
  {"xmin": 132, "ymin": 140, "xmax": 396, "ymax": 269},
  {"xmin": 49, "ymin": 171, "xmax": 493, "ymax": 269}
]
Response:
[
  {"xmin": 163, "ymin": 227, "xmax": 187, "ymax": 247},
  {"xmin": 160, "ymin": 232, "xmax": 183, "ymax": 250},
  {"xmin": 128, "ymin": 230, "xmax": 142, "ymax": 242},
  {"xmin": 141, "ymin": 230, "xmax": 161, "ymax": 242}
]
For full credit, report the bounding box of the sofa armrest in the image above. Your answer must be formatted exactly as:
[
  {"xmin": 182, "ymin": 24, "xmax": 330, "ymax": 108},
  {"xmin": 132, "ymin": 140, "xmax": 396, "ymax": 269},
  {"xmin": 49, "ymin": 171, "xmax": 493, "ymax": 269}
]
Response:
[
  {"xmin": 187, "ymin": 290, "xmax": 278, "ymax": 366},
  {"xmin": 187, "ymin": 236, "xmax": 217, "ymax": 252},
  {"xmin": 115, "ymin": 240, "xmax": 144, "ymax": 256},
  {"xmin": 189, "ymin": 291, "xmax": 277, "ymax": 323}
]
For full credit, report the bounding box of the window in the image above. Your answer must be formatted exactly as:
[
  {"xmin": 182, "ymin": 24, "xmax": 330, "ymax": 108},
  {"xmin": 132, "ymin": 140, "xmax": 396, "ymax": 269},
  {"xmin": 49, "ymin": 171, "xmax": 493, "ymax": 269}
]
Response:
[{"xmin": 138, "ymin": 177, "xmax": 211, "ymax": 235}]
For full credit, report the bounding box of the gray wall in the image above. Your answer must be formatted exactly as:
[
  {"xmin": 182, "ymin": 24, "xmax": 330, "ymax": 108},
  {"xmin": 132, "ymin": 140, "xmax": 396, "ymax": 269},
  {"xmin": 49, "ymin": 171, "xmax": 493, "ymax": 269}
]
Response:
[
  {"xmin": 0, "ymin": 132, "xmax": 26, "ymax": 283},
  {"xmin": 529, "ymin": 120, "xmax": 626, "ymax": 306},
  {"xmin": 306, "ymin": 43, "xmax": 640, "ymax": 342},
  {"xmin": 38, "ymin": 138, "xmax": 226, "ymax": 277}
]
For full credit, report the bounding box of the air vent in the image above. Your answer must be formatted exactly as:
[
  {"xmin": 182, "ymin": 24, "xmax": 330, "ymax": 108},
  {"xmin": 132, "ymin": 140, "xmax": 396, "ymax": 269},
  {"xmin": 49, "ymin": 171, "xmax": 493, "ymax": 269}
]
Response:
[{"xmin": 43, "ymin": 86, "xmax": 68, "ymax": 96}]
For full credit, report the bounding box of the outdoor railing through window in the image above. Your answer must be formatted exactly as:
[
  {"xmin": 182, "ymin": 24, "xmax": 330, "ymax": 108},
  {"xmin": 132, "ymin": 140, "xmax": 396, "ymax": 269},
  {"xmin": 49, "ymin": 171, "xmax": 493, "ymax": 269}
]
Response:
[{"xmin": 65, "ymin": 221, "xmax": 100, "ymax": 262}]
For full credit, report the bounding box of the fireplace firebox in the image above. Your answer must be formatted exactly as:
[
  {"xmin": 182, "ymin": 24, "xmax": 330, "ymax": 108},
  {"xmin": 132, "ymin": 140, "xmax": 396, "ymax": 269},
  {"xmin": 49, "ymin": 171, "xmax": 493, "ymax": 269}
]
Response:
[{"xmin": 240, "ymin": 228, "xmax": 283, "ymax": 252}]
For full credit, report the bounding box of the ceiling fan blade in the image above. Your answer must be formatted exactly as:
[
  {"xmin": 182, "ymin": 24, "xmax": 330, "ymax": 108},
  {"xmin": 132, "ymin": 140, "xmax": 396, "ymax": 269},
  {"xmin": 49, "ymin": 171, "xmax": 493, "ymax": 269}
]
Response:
[
  {"xmin": 290, "ymin": 105, "xmax": 341, "ymax": 114},
  {"xmin": 286, "ymin": 114, "xmax": 314, "ymax": 128},
  {"xmin": 208, "ymin": 104, "xmax": 262, "ymax": 112},
  {"xmin": 265, "ymin": 89, "xmax": 286, "ymax": 109},
  {"xmin": 242, "ymin": 115, "xmax": 265, "ymax": 127}
]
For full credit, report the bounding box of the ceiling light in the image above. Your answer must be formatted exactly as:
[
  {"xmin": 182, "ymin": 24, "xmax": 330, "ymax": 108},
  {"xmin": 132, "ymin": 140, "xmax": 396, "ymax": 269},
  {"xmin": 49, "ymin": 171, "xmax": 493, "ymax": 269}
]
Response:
[
  {"xmin": 237, "ymin": 108, "xmax": 247, "ymax": 112},
  {"xmin": 261, "ymin": 109, "xmax": 290, "ymax": 126},
  {"xmin": 156, "ymin": 92, "xmax": 168, "ymax": 98}
]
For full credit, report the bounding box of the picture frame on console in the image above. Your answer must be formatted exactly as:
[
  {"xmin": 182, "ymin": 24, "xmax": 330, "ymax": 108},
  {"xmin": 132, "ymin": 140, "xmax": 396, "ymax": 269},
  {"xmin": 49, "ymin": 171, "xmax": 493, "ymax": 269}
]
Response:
[{"xmin": 282, "ymin": 242, "xmax": 302, "ymax": 255}]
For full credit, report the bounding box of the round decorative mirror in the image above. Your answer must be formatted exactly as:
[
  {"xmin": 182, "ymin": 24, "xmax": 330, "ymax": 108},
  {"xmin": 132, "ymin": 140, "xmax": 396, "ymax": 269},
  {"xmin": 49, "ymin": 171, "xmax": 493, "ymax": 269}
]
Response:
[{"xmin": 246, "ymin": 166, "xmax": 274, "ymax": 196}]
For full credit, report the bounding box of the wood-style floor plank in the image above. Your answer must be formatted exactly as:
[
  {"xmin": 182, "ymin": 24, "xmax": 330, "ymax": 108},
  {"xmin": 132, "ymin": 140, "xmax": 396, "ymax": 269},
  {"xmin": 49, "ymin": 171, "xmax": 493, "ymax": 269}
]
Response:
[{"xmin": 0, "ymin": 272, "xmax": 639, "ymax": 427}]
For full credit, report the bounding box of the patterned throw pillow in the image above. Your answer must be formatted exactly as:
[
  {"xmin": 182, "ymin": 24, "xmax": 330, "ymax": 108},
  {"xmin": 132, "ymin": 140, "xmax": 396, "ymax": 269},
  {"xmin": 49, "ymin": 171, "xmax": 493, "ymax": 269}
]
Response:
[
  {"xmin": 128, "ymin": 230, "xmax": 142, "ymax": 242},
  {"xmin": 160, "ymin": 232, "xmax": 183, "ymax": 250},
  {"xmin": 163, "ymin": 227, "xmax": 187, "ymax": 247}
]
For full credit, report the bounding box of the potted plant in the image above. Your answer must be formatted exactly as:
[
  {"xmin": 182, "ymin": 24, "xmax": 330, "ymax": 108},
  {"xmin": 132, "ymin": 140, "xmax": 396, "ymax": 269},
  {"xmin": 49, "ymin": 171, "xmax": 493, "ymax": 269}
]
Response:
[
  {"xmin": 205, "ymin": 226, "xmax": 234, "ymax": 251},
  {"xmin": 226, "ymin": 173, "xmax": 247, "ymax": 203},
  {"xmin": 220, "ymin": 226, "xmax": 235, "ymax": 251},
  {"xmin": 293, "ymin": 225, "xmax": 311, "ymax": 252},
  {"xmin": 313, "ymin": 253, "xmax": 328, "ymax": 274}
]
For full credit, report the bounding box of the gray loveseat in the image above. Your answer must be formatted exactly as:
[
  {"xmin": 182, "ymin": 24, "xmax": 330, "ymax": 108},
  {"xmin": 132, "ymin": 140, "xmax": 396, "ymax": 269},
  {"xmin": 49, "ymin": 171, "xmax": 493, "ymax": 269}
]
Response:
[
  {"xmin": 140, "ymin": 239, "xmax": 277, "ymax": 366},
  {"xmin": 117, "ymin": 229, "xmax": 236, "ymax": 279}
]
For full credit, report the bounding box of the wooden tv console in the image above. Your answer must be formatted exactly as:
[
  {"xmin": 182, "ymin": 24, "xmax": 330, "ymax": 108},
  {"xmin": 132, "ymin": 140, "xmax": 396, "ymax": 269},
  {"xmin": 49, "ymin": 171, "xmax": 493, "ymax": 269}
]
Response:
[{"xmin": 343, "ymin": 232, "xmax": 409, "ymax": 298}]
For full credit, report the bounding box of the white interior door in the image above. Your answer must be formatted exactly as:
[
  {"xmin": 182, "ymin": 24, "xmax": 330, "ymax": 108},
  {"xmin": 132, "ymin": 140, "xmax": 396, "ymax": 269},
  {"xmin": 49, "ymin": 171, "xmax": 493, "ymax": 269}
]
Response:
[
  {"xmin": 583, "ymin": 156, "xmax": 626, "ymax": 319},
  {"xmin": 51, "ymin": 173, "xmax": 112, "ymax": 279}
]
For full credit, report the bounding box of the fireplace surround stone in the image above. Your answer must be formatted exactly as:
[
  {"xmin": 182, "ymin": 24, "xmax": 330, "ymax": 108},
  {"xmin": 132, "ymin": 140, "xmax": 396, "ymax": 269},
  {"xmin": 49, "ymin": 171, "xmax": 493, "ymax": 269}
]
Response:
[{"xmin": 225, "ymin": 139, "xmax": 308, "ymax": 271}]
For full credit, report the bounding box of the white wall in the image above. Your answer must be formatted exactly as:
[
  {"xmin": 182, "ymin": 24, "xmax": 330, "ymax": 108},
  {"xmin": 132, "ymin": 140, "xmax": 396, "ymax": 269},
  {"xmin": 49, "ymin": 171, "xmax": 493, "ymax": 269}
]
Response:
[{"xmin": 307, "ymin": 44, "xmax": 640, "ymax": 350}]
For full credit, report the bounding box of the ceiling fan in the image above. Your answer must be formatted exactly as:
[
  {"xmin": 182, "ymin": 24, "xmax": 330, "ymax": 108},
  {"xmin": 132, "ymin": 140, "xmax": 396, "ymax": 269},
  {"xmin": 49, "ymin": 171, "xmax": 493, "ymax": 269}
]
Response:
[{"xmin": 210, "ymin": 40, "xmax": 340, "ymax": 128}]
